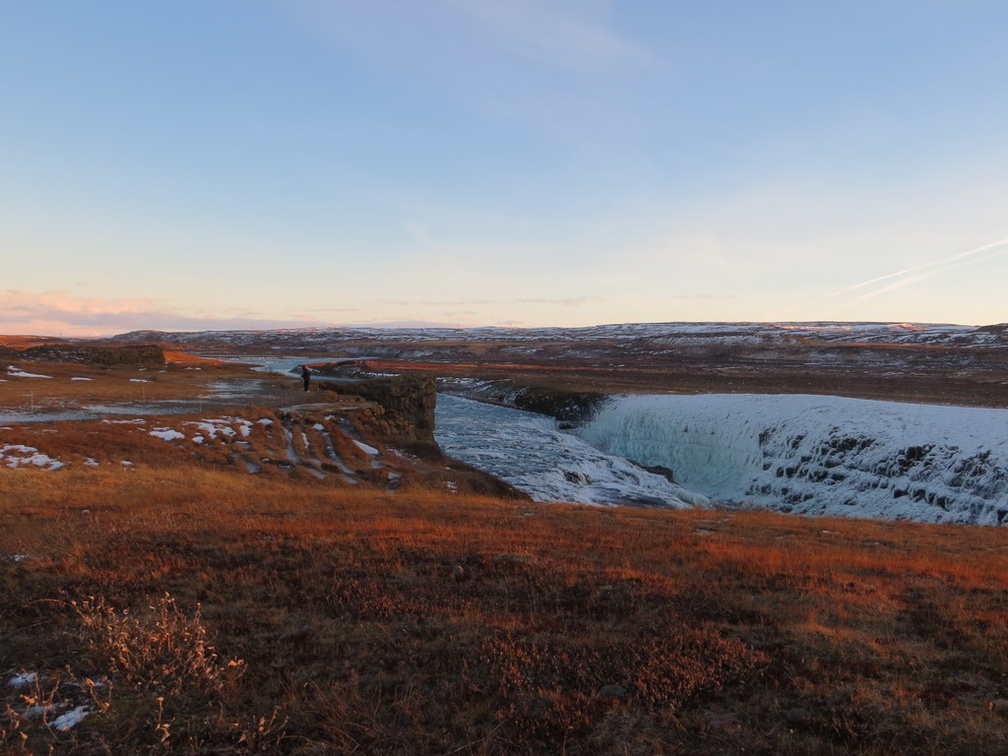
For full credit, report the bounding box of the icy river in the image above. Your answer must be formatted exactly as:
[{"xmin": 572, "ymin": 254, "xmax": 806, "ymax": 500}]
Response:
[
  {"xmin": 436, "ymin": 393, "xmax": 1008, "ymax": 525},
  {"xmin": 9, "ymin": 347, "xmax": 1004, "ymax": 524},
  {"xmin": 435, "ymin": 394, "xmax": 710, "ymax": 510}
]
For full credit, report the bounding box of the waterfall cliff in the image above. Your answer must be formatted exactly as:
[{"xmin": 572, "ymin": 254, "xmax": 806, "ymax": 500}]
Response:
[{"xmin": 573, "ymin": 394, "xmax": 1008, "ymax": 524}]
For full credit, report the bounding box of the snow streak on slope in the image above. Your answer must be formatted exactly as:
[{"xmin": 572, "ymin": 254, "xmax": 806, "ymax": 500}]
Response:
[
  {"xmin": 435, "ymin": 395, "xmax": 709, "ymax": 509},
  {"xmin": 116, "ymin": 320, "xmax": 1008, "ymax": 350},
  {"xmin": 573, "ymin": 395, "xmax": 1008, "ymax": 524}
]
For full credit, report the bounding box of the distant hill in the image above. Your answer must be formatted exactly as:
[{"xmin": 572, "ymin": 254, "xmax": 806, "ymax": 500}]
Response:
[{"xmin": 112, "ymin": 321, "xmax": 1008, "ymax": 352}]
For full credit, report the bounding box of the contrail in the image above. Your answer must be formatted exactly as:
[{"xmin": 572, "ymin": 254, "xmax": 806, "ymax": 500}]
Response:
[
  {"xmin": 854, "ymin": 270, "xmax": 940, "ymax": 303},
  {"xmin": 854, "ymin": 244, "xmax": 1008, "ymax": 302},
  {"xmin": 831, "ymin": 236, "xmax": 1008, "ymax": 299}
]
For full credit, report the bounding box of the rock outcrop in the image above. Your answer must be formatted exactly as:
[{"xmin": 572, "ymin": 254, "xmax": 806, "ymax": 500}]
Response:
[
  {"xmin": 319, "ymin": 375, "xmax": 437, "ymax": 444},
  {"xmin": 0, "ymin": 343, "xmax": 165, "ymax": 366}
]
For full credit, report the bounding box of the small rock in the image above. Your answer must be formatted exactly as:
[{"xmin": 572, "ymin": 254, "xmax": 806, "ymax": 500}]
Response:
[
  {"xmin": 599, "ymin": 684, "xmax": 627, "ymax": 700},
  {"xmin": 452, "ymin": 565, "xmax": 466, "ymax": 582}
]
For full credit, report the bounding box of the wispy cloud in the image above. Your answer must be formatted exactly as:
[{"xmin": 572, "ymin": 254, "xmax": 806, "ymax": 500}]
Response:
[
  {"xmin": 291, "ymin": 0, "xmax": 646, "ymax": 74},
  {"xmin": 518, "ymin": 296, "xmax": 606, "ymax": 307},
  {"xmin": 0, "ymin": 290, "xmax": 340, "ymax": 337},
  {"xmin": 0, "ymin": 289, "xmax": 620, "ymax": 337},
  {"xmin": 831, "ymin": 236, "xmax": 1008, "ymax": 303},
  {"xmin": 283, "ymin": 0, "xmax": 652, "ymax": 150},
  {"xmin": 369, "ymin": 296, "xmax": 607, "ymax": 309},
  {"xmin": 444, "ymin": 0, "xmax": 648, "ymax": 72},
  {"xmin": 0, "ymin": 290, "xmax": 167, "ymax": 324}
]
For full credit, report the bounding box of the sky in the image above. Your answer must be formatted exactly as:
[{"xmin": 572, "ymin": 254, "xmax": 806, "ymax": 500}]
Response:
[{"xmin": 2, "ymin": 1, "xmax": 1007, "ymax": 336}]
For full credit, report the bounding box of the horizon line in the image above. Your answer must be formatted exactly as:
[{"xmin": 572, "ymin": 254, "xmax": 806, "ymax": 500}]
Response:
[{"xmin": 4, "ymin": 318, "xmax": 1004, "ymax": 341}]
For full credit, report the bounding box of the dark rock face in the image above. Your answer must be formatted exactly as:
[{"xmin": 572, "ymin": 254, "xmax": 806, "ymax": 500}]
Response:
[
  {"xmin": 321, "ymin": 375, "xmax": 437, "ymax": 444},
  {"xmin": 0, "ymin": 343, "xmax": 165, "ymax": 366},
  {"xmin": 638, "ymin": 463, "xmax": 678, "ymax": 484},
  {"xmin": 511, "ymin": 386, "xmax": 610, "ymax": 423},
  {"xmin": 439, "ymin": 378, "xmax": 611, "ymax": 425}
]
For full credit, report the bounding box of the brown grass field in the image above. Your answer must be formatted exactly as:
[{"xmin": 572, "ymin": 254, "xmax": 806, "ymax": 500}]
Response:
[
  {"xmin": 1, "ymin": 358, "xmax": 1007, "ymax": 754},
  {"xmin": 0, "ymin": 355, "xmax": 279, "ymax": 411}
]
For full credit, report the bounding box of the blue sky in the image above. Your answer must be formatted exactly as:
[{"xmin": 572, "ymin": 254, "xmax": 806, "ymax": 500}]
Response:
[{"xmin": 2, "ymin": 1, "xmax": 1007, "ymax": 335}]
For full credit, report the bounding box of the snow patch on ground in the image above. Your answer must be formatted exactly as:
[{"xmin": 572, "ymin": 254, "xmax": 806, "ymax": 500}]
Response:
[
  {"xmin": 149, "ymin": 427, "xmax": 185, "ymax": 441},
  {"xmin": 7, "ymin": 365, "xmax": 52, "ymax": 379},
  {"xmin": 7, "ymin": 672, "xmax": 38, "ymax": 688},
  {"xmin": 353, "ymin": 440, "xmax": 379, "ymax": 456},
  {"xmin": 51, "ymin": 705, "xmax": 94, "ymax": 730},
  {"xmin": 149, "ymin": 417, "xmax": 253, "ymax": 444},
  {"xmin": 185, "ymin": 418, "xmax": 239, "ymax": 440},
  {"xmin": 4, "ymin": 671, "xmax": 103, "ymax": 732},
  {"xmin": 0, "ymin": 444, "xmax": 64, "ymax": 470},
  {"xmin": 16, "ymin": 702, "xmax": 94, "ymax": 730}
]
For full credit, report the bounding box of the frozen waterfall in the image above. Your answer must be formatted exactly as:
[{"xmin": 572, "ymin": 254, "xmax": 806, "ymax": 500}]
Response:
[
  {"xmin": 572, "ymin": 394, "xmax": 1008, "ymax": 525},
  {"xmin": 435, "ymin": 395, "xmax": 710, "ymax": 509}
]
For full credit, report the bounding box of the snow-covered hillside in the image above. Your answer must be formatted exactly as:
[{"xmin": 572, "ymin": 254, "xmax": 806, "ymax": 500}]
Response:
[
  {"xmin": 115, "ymin": 321, "xmax": 1008, "ymax": 351},
  {"xmin": 573, "ymin": 394, "xmax": 1008, "ymax": 525}
]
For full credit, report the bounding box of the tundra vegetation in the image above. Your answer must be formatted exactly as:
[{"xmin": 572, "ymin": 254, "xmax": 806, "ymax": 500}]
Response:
[{"xmin": 1, "ymin": 354, "xmax": 1006, "ymax": 754}]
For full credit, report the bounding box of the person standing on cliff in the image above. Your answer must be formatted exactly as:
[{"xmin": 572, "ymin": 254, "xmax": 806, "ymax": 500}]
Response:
[{"xmin": 300, "ymin": 365, "xmax": 311, "ymax": 392}]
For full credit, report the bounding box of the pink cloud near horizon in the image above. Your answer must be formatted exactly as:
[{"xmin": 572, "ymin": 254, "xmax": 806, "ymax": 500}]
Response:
[{"xmin": 0, "ymin": 290, "xmax": 336, "ymax": 337}]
